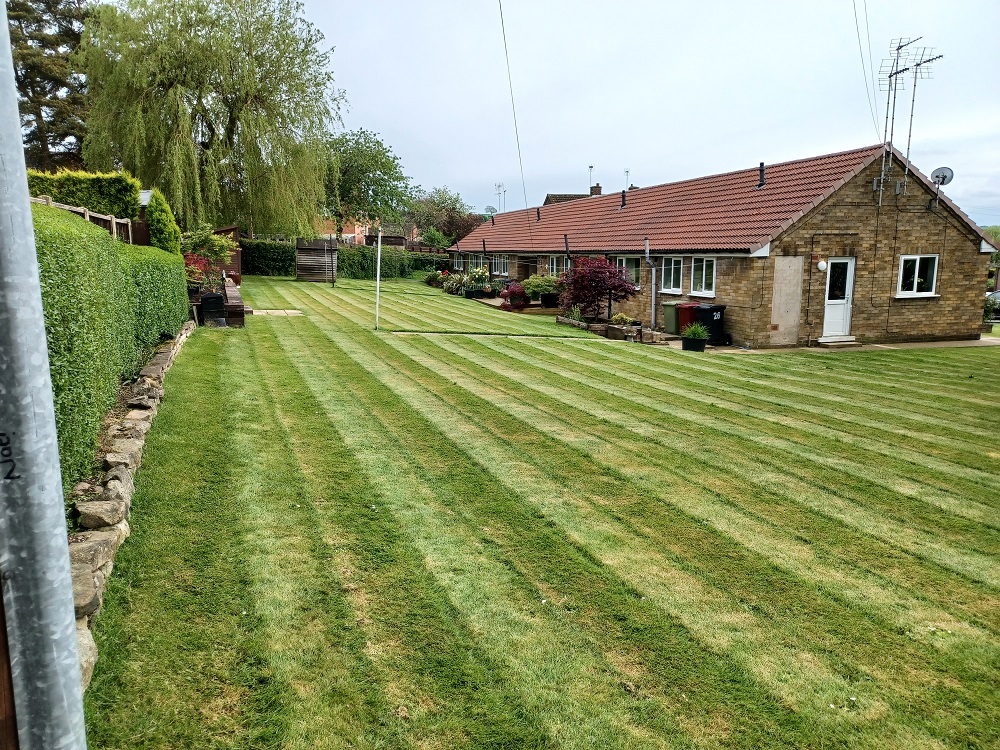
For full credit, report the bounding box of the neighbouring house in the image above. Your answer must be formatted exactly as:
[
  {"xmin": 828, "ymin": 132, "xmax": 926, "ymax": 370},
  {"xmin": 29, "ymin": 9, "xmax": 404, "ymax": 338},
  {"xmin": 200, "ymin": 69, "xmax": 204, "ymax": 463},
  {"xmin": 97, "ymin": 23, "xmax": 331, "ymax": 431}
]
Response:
[{"xmin": 451, "ymin": 145, "xmax": 998, "ymax": 347}]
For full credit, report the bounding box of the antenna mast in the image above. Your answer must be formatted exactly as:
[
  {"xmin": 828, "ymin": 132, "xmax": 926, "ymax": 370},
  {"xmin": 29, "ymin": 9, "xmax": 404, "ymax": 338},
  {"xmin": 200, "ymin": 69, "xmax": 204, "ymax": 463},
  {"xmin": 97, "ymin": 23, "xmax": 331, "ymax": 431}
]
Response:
[{"xmin": 876, "ymin": 37, "xmax": 942, "ymax": 204}]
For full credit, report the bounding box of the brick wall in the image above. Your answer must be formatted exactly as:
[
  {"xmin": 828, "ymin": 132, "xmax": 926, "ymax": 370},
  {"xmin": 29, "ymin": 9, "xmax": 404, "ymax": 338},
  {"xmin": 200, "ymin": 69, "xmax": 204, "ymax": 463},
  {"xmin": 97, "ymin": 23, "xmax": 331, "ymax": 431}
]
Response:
[{"xmin": 610, "ymin": 156, "xmax": 989, "ymax": 346}]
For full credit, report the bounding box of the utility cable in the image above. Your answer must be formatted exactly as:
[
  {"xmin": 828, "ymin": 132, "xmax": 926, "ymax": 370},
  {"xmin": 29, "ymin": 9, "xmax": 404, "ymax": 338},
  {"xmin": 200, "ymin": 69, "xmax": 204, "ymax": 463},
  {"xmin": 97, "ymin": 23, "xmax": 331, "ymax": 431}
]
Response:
[
  {"xmin": 497, "ymin": 0, "xmax": 534, "ymax": 249},
  {"xmin": 852, "ymin": 0, "xmax": 881, "ymax": 140},
  {"xmin": 862, "ymin": 0, "xmax": 879, "ymax": 133}
]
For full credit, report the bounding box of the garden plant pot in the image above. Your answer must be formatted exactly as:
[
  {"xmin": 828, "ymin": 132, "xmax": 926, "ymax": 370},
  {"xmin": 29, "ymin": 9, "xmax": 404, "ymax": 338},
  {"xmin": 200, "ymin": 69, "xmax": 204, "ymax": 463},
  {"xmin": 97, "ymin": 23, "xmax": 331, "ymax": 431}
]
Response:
[
  {"xmin": 681, "ymin": 337, "xmax": 708, "ymax": 352},
  {"xmin": 540, "ymin": 292, "xmax": 559, "ymax": 308}
]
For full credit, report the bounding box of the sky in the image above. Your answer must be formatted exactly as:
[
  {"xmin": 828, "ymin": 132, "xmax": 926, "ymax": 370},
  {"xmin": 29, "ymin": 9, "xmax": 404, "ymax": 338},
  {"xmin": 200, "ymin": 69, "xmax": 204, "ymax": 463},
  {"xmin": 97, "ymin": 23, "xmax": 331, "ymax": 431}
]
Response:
[{"xmin": 304, "ymin": 0, "xmax": 1000, "ymax": 227}]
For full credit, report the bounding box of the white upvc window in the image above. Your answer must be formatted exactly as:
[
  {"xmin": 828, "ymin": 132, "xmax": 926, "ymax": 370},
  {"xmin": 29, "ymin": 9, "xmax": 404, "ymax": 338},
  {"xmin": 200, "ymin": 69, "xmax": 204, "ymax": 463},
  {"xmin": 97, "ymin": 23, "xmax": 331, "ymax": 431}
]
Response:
[
  {"xmin": 472, "ymin": 254, "xmax": 487, "ymax": 269},
  {"xmin": 490, "ymin": 254, "xmax": 510, "ymax": 276},
  {"xmin": 690, "ymin": 257, "xmax": 716, "ymax": 296},
  {"xmin": 897, "ymin": 254, "xmax": 938, "ymax": 297},
  {"xmin": 616, "ymin": 257, "xmax": 642, "ymax": 287},
  {"xmin": 452, "ymin": 253, "xmax": 464, "ymax": 270},
  {"xmin": 660, "ymin": 257, "xmax": 683, "ymax": 293},
  {"xmin": 548, "ymin": 255, "xmax": 570, "ymax": 276}
]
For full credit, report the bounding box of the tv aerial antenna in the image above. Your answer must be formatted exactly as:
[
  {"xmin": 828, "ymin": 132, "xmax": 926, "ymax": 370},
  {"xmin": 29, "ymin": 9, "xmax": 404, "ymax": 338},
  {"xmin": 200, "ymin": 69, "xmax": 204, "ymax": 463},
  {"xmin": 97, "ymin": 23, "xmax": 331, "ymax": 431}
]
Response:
[
  {"xmin": 876, "ymin": 37, "xmax": 943, "ymax": 205},
  {"xmin": 494, "ymin": 182, "xmax": 505, "ymax": 213}
]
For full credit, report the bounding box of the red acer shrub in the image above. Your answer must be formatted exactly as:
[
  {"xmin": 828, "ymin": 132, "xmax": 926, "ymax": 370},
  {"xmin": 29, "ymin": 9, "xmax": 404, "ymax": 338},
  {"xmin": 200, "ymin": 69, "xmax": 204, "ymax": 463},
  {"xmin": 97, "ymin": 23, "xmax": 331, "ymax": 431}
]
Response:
[{"xmin": 558, "ymin": 256, "xmax": 639, "ymax": 318}]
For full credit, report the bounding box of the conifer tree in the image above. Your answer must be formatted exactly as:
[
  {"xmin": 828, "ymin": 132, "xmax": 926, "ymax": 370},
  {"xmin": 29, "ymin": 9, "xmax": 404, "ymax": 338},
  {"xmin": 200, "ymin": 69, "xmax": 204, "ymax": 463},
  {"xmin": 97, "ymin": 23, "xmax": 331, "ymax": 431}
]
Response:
[{"xmin": 8, "ymin": 0, "xmax": 88, "ymax": 170}]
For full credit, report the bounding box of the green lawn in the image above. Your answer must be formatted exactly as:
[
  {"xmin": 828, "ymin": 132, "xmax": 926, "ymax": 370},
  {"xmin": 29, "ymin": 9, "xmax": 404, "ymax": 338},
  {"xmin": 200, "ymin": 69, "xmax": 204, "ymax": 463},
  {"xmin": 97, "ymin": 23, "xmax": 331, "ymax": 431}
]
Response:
[{"xmin": 85, "ymin": 277, "xmax": 1000, "ymax": 749}]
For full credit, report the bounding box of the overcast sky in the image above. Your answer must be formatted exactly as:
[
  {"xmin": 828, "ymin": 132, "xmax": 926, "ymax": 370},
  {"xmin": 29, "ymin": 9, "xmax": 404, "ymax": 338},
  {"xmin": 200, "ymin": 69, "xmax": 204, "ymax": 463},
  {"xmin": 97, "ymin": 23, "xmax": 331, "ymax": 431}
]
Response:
[{"xmin": 304, "ymin": 0, "xmax": 999, "ymax": 227}]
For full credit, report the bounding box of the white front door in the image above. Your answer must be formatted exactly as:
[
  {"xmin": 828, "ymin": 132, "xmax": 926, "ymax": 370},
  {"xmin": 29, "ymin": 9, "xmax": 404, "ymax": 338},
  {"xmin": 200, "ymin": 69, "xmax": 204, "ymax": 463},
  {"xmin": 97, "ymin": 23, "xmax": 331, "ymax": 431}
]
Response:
[{"xmin": 822, "ymin": 258, "xmax": 855, "ymax": 338}]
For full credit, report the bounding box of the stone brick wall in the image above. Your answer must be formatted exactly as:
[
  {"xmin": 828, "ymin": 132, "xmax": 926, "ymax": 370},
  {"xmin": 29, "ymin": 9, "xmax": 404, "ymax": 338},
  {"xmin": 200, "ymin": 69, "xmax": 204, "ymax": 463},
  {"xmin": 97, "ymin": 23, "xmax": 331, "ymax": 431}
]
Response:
[{"xmin": 609, "ymin": 155, "xmax": 989, "ymax": 346}]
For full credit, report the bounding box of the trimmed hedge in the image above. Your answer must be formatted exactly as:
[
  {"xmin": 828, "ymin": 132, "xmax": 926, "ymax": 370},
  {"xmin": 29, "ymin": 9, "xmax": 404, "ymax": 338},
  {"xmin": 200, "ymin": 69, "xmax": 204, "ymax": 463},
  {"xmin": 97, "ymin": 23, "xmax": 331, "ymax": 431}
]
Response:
[
  {"xmin": 337, "ymin": 246, "xmax": 449, "ymax": 280},
  {"xmin": 146, "ymin": 188, "xmax": 181, "ymax": 254},
  {"xmin": 120, "ymin": 246, "xmax": 189, "ymax": 354},
  {"xmin": 33, "ymin": 205, "xmax": 188, "ymax": 492},
  {"xmin": 242, "ymin": 239, "xmax": 295, "ymax": 276},
  {"xmin": 28, "ymin": 169, "xmax": 142, "ymax": 219}
]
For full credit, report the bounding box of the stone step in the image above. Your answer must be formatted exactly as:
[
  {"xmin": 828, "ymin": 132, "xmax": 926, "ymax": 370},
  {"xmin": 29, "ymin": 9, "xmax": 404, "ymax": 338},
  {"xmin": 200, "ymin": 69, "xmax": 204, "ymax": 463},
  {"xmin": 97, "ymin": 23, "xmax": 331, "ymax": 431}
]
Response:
[{"xmin": 818, "ymin": 340, "xmax": 863, "ymax": 348}]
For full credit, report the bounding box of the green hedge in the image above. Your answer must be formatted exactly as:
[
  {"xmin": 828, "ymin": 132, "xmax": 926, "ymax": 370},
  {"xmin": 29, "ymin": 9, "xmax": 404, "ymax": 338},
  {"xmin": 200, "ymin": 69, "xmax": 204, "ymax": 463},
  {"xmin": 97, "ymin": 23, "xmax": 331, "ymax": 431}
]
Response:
[
  {"xmin": 145, "ymin": 188, "xmax": 181, "ymax": 254},
  {"xmin": 33, "ymin": 205, "xmax": 188, "ymax": 492},
  {"xmin": 28, "ymin": 169, "xmax": 141, "ymax": 219},
  {"xmin": 242, "ymin": 239, "xmax": 295, "ymax": 276},
  {"xmin": 337, "ymin": 246, "xmax": 449, "ymax": 280},
  {"xmin": 120, "ymin": 246, "xmax": 189, "ymax": 354}
]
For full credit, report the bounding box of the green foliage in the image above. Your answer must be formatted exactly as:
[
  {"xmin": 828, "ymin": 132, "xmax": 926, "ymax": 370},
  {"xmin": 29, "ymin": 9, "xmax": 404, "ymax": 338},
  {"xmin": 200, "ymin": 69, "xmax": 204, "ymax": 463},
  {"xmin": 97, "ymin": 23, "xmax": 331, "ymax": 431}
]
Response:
[
  {"xmin": 27, "ymin": 168, "xmax": 141, "ymax": 218},
  {"xmin": 242, "ymin": 239, "xmax": 296, "ymax": 276},
  {"xmin": 681, "ymin": 321, "xmax": 711, "ymax": 339},
  {"xmin": 610, "ymin": 312, "xmax": 636, "ymax": 325},
  {"xmin": 9, "ymin": 0, "xmax": 88, "ymax": 170},
  {"xmin": 985, "ymin": 295, "xmax": 998, "ymax": 323},
  {"xmin": 442, "ymin": 273, "xmax": 467, "ymax": 295},
  {"xmin": 33, "ymin": 205, "xmax": 187, "ymax": 492},
  {"xmin": 145, "ymin": 188, "xmax": 181, "ymax": 254},
  {"xmin": 521, "ymin": 274, "xmax": 558, "ymax": 299},
  {"xmin": 326, "ymin": 129, "xmax": 413, "ymax": 232},
  {"xmin": 468, "ymin": 266, "xmax": 490, "ymax": 285},
  {"xmin": 336, "ymin": 246, "xmax": 446, "ymax": 280},
  {"xmin": 566, "ymin": 305, "xmax": 585, "ymax": 322},
  {"xmin": 120, "ymin": 245, "xmax": 189, "ymax": 355},
  {"xmin": 420, "ymin": 226, "xmax": 451, "ymax": 250},
  {"xmin": 181, "ymin": 226, "xmax": 237, "ymax": 289},
  {"xmin": 407, "ymin": 187, "xmax": 483, "ymax": 245},
  {"xmin": 79, "ymin": 0, "xmax": 339, "ymax": 234}
]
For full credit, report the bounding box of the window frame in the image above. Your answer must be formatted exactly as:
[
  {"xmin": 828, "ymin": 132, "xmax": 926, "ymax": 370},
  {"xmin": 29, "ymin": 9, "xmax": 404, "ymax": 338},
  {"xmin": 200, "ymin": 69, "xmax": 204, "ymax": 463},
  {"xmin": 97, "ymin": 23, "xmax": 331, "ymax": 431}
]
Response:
[
  {"xmin": 548, "ymin": 255, "xmax": 570, "ymax": 276},
  {"xmin": 896, "ymin": 254, "xmax": 939, "ymax": 297},
  {"xmin": 616, "ymin": 257, "xmax": 642, "ymax": 288},
  {"xmin": 660, "ymin": 257, "xmax": 683, "ymax": 294},
  {"xmin": 690, "ymin": 256, "xmax": 716, "ymax": 297},
  {"xmin": 452, "ymin": 252, "xmax": 464, "ymax": 271},
  {"xmin": 490, "ymin": 254, "xmax": 510, "ymax": 276}
]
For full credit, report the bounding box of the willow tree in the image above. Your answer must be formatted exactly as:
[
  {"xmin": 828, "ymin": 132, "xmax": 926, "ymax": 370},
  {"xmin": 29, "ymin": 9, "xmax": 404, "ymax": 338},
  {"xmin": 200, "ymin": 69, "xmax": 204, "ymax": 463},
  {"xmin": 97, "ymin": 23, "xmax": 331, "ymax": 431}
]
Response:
[{"xmin": 78, "ymin": 0, "xmax": 338, "ymax": 234}]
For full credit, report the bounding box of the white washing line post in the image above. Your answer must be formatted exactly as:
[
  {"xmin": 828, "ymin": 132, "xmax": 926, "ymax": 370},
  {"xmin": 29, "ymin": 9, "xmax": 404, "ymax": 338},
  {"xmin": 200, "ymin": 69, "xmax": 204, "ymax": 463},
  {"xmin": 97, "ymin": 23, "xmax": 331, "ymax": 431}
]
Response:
[{"xmin": 374, "ymin": 228, "xmax": 382, "ymax": 331}]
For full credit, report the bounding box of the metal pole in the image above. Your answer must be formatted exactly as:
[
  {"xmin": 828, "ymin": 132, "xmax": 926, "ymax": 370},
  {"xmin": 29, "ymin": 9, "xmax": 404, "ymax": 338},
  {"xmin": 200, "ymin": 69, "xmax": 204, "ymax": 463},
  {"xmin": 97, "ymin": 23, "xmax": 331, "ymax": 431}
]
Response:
[
  {"xmin": 0, "ymin": 3, "xmax": 87, "ymax": 747},
  {"xmin": 374, "ymin": 229, "xmax": 382, "ymax": 331}
]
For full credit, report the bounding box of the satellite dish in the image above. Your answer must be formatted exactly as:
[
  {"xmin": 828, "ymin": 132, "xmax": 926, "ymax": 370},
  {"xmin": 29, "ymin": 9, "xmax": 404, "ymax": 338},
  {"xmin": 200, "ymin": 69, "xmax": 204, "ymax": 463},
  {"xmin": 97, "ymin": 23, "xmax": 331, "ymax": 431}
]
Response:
[
  {"xmin": 931, "ymin": 167, "xmax": 954, "ymax": 186},
  {"xmin": 485, "ymin": 205, "xmax": 498, "ymax": 216}
]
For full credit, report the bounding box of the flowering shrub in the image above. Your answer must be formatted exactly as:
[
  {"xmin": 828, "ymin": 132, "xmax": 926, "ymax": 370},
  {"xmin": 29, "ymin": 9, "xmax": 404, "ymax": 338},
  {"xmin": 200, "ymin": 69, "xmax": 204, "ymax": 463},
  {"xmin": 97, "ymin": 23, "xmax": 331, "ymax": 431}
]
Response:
[
  {"xmin": 499, "ymin": 281, "xmax": 530, "ymax": 311},
  {"xmin": 424, "ymin": 270, "xmax": 444, "ymax": 287},
  {"xmin": 469, "ymin": 265, "xmax": 490, "ymax": 284},
  {"xmin": 558, "ymin": 256, "xmax": 639, "ymax": 318}
]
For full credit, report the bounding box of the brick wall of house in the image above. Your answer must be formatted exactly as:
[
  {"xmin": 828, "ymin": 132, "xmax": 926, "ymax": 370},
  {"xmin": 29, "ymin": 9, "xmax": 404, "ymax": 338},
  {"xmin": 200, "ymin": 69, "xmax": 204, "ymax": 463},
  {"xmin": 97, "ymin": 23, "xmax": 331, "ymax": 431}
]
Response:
[{"xmin": 611, "ymin": 156, "xmax": 989, "ymax": 346}]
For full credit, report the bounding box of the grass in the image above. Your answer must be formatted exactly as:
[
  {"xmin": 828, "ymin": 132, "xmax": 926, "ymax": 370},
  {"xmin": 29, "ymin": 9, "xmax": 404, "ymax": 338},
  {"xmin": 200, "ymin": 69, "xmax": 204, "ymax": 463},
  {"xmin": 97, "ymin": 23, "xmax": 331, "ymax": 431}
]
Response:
[{"xmin": 85, "ymin": 277, "xmax": 1000, "ymax": 749}]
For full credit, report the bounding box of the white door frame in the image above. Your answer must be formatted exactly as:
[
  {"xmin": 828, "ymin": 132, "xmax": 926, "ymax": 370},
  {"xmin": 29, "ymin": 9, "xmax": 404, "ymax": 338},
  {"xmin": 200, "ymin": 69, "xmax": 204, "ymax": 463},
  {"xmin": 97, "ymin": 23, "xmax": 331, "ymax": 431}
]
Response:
[{"xmin": 821, "ymin": 257, "xmax": 856, "ymax": 339}]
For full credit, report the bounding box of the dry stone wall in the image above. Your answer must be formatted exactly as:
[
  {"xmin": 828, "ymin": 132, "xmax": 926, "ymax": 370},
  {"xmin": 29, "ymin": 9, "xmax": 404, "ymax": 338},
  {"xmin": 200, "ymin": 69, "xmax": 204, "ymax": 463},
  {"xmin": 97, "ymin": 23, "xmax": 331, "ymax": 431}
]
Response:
[{"xmin": 68, "ymin": 320, "xmax": 195, "ymax": 690}]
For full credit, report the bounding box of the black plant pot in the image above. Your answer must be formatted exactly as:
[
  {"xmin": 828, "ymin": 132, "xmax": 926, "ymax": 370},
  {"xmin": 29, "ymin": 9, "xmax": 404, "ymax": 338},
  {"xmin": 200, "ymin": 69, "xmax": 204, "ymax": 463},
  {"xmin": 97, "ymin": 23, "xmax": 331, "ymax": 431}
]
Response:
[
  {"xmin": 187, "ymin": 283, "xmax": 201, "ymax": 300},
  {"xmin": 540, "ymin": 292, "xmax": 560, "ymax": 308},
  {"xmin": 681, "ymin": 337, "xmax": 708, "ymax": 352}
]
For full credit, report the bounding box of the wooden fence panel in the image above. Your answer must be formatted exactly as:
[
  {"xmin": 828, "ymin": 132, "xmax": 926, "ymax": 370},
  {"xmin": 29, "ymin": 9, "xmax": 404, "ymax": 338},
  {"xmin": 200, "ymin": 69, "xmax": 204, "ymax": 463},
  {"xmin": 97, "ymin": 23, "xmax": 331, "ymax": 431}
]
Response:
[{"xmin": 295, "ymin": 239, "xmax": 337, "ymax": 283}]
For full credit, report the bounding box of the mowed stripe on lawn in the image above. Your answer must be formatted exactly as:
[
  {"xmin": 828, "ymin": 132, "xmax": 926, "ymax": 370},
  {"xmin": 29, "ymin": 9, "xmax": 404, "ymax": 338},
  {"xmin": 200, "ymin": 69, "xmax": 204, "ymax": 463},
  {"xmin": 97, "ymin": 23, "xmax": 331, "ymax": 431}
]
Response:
[{"xmin": 86, "ymin": 276, "xmax": 999, "ymax": 749}]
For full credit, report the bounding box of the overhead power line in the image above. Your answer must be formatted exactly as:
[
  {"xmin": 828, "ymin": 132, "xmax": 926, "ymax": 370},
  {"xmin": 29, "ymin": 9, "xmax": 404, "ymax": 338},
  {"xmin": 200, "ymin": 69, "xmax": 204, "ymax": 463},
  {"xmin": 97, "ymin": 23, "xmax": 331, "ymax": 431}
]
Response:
[
  {"xmin": 497, "ymin": 0, "xmax": 534, "ymax": 248},
  {"xmin": 852, "ymin": 0, "xmax": 881, "ymax": 140}
]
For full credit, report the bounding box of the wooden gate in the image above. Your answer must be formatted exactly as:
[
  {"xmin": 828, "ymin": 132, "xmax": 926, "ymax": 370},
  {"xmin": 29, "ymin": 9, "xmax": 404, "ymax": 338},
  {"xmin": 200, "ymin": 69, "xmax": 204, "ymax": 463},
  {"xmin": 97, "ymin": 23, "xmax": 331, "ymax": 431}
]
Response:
[{"xmin": 295, "ymin": 239, "xmax": 337, "ymax": 283}]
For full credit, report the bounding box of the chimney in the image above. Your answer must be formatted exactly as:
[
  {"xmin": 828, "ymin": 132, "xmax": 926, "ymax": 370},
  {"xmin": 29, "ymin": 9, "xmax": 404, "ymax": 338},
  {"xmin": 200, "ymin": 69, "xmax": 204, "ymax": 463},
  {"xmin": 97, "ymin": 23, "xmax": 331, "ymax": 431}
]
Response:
[
  {"xmin": 536, "ymin": 207, "xmax": 541, "ymax": 221},
  {"xmin": 757, "ymin": 162, "xmax": 765, "ymax": 189},
  {"xmin": 590, "ymin": 182, "xmax": 602, "ymax": 196}
]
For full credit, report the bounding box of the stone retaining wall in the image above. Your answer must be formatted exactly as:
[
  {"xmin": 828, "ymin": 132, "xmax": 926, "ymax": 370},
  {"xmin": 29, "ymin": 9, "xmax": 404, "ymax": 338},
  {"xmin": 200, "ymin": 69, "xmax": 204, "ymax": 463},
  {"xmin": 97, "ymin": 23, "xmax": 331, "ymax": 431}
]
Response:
[{"xmin": 68, "ymin": 320, "xmax": 196, "ymax": 690}]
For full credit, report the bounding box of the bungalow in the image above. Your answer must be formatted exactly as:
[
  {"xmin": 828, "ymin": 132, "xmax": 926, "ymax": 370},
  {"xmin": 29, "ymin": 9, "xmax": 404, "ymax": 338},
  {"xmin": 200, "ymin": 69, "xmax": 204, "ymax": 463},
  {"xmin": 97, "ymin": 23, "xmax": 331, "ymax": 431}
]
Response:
[{"xmin": 452, "ymin": 145, "xmax": 997, "ymax": 347}]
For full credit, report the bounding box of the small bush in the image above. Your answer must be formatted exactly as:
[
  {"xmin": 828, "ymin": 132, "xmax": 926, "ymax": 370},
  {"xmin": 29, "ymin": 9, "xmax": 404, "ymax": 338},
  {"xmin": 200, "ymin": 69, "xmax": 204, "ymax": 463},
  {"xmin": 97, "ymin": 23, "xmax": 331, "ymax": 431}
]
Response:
[
  {"xmin": 521, "ymin": 274, "xmax": 558, "ymax": 300},
  {"xmin": 28, "ymin": 169, "xmax": 142, "ymax": 218},
  {"xmin": 681, "ymin": 322, "xmax": 711, "ymax": 339},
  {"xmin": 500, "ymin": 282, "xmax": 529, "ymax": 311},
  {"xmin": 145, "ymin": 188, "xmax": 181, "ymax": 254},
  {"xmin": 424, "ymin": 270, "xmax": 443, "ymax": 287},
  {"xmin": 442, "ymin": 273, "xmax": 467, "ymax": 295},
  {"xmin": 984, "ymin": 295, "xmax": 998, "ymax": 323},
  {"xmin": 181, "ymin": 226, "xmax": 237, "ymax": 290},
  {"xmin": 566, "ymin": 305, "xmax": 585, "ymax": 322},
  {"xmin": 242, "ymin": 239, "xmax": 296, "ymax": 276},
  {"xmin": 558, "ymin": 256, "xmax": 639, "ymax": 318},
  {"xmin": 611, "ymin": 312, "xmax": 639, "ymax": 325}
]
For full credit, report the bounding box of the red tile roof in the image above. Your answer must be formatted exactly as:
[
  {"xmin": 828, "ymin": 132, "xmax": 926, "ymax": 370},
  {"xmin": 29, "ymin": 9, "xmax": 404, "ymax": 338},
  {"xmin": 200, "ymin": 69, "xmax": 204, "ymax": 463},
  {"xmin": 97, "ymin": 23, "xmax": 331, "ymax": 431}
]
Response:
[{"xmin": 455, "ymin": 144, "xmax": 985, "ymax": 255}]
